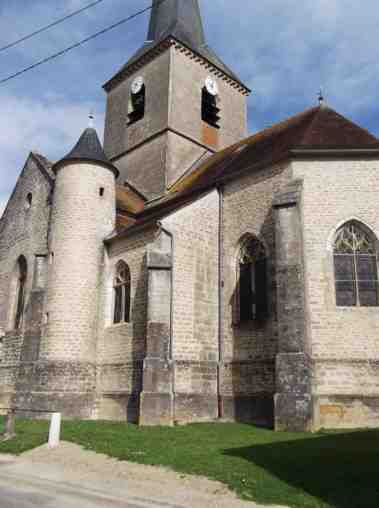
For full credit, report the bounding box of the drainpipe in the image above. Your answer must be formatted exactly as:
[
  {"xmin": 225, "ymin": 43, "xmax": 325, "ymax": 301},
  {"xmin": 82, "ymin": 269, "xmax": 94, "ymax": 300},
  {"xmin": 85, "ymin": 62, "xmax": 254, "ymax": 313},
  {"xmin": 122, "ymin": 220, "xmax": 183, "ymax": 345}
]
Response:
[
  {"xmin": 156, "ymin": 222, "xmax": 175, "ymax": 420},
  {"xmin": 217, "ymin": 186, "xmax": 225, "ymax": 419}
]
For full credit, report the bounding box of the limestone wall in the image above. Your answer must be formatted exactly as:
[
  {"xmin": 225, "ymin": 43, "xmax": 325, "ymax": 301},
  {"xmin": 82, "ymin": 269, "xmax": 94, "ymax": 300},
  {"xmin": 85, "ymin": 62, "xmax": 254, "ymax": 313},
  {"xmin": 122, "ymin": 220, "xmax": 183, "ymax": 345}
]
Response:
[
  {"xmin": 0, "ymin": 154, "xmax": 51, "ymax": 409},
  {"xmin": 96, "ymin": 228, "xmax": 156, "ymax": 421},
  {"xmin": 293, "ymin": 158, "xmax": 379, "ymax": 428},
  {"xmin": 170, "ymin": 46, "xmax": 247, "ymax": 152},
  {"xmin": 162, "ymin": 190, "xmax": 220, "ymax": 422},
  {"xmin": 221, "ymin": 161, "xmax": 292, "ymax": 423}
]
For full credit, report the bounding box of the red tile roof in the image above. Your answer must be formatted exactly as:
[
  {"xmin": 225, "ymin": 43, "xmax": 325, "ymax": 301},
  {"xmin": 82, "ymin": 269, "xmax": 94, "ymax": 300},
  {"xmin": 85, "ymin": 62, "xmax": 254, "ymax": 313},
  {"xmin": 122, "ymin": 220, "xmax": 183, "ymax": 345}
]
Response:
[
  {"xmin": 108, "ymin": 105, "xmax": 379, "ymax": 242},
  {"xmin": 170, "ymin": 105, "xmax": 379, "ymax": 195}
]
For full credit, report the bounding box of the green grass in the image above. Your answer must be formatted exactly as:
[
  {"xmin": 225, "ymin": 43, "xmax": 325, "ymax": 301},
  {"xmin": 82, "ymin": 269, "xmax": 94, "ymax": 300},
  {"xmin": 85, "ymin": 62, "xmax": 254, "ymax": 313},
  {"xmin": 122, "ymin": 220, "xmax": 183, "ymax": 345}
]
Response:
[{"xmin": 1, "ymin": 417, "xmax": 379, "ymax": 508}]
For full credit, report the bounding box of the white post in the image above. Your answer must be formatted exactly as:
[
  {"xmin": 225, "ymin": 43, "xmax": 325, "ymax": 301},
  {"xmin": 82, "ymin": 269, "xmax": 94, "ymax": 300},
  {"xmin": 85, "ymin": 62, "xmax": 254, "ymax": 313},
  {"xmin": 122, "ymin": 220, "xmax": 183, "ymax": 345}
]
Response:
[{"xmin": 48, "ymin": 412, "xmax": 61, "ymax": 448}]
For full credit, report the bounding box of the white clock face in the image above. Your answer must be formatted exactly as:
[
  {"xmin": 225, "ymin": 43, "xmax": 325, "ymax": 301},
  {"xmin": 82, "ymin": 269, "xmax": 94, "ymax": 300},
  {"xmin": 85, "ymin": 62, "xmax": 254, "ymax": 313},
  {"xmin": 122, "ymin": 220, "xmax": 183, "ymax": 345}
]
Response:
[
  {"xmin": 205, "ymin": 76, "xmax": 219, "ymax": 96},
  {"xmin": 131, "ymin": 76, "xmax": 144, "ymax": 95}
]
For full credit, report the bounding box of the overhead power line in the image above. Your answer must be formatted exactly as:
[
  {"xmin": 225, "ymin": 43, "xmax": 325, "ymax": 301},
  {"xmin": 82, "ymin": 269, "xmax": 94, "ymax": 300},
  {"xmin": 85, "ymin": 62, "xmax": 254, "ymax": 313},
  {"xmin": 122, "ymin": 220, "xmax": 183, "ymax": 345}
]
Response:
[
  {"xmin": 0, "ymin": 0, "xmax": 107, "ymax": 54},
  {"xmin": 0, "ymin": 3, "xmax": 154, "ymax": 86}
]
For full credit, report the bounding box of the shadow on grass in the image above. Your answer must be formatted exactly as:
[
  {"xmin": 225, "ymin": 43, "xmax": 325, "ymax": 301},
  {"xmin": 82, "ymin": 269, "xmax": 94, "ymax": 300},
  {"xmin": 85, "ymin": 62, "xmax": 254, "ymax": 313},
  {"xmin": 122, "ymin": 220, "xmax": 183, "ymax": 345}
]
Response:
[{"xmin": 224, "ymin": 429, "xmax": 379, "ymax": 508}]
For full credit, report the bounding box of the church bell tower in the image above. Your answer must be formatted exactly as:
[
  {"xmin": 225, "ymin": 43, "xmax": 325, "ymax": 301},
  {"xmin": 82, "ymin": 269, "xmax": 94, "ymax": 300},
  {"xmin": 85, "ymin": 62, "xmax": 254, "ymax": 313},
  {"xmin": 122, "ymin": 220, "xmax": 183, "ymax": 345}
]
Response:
[{"xmin": 103, "ymin": 0, "xmax": 249, "ymax": 199}]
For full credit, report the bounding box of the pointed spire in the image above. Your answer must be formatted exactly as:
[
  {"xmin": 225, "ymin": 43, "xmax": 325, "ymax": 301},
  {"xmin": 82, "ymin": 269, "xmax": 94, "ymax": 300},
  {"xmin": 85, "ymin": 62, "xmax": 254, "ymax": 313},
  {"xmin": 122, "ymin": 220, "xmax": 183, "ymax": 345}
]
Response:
[
  {"xmin": 53, "ymin": 122, "xmax": 119, "ymax": 176},
  {"xmin": 147, "ymin": 0, "xmax": 205, "ymax": 49},
  {"xmin": 104, "ymin": 0, "xmax": 246, "ymax": 91}
]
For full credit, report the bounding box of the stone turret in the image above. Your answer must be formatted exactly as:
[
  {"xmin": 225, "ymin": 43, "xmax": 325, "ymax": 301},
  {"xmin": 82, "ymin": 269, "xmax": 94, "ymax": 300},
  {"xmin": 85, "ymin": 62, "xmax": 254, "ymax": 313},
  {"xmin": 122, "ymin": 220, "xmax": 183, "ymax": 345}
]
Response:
[{"xmin": 41, "ymin": 123, "xmax": 118, "ymax": 417}]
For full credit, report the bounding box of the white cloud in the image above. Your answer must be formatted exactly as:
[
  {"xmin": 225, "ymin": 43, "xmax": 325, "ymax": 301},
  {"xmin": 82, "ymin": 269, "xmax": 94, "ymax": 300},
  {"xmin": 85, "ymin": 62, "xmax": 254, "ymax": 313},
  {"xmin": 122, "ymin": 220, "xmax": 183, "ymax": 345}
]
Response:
[
  {"xmin": 1, "ymin": 0, "xmax": 379, "ymax": 209},
  {"xmin": 0, "ymin": 92, "xmax": 104, "ymax": 200},
  {"xmin": 203, "ymin": 0, "xmax": 379, "ymax": 125}
]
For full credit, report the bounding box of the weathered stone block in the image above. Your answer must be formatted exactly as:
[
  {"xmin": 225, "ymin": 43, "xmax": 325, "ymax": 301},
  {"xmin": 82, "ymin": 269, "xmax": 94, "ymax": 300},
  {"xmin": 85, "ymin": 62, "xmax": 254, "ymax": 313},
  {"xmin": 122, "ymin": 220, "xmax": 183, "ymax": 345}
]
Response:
[
  {"xmin": 139, "ymin": 392, "xmax": 174, "ymax": 426},
  {"xmin": 275, "ymin": 393, "xmax": 313, "ymax": 432},
  {"xmin": 276, "ymin": 353, "xmax": 311, "ymax": 395}
]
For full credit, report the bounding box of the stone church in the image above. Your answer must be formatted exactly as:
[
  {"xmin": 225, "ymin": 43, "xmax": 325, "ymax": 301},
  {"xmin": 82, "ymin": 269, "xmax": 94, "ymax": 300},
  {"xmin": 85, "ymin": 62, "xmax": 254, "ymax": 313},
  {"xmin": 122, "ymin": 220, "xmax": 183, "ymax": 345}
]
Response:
[{"xmin": 1, "ymin": 0, "xmax": 379, "ymax": 431}]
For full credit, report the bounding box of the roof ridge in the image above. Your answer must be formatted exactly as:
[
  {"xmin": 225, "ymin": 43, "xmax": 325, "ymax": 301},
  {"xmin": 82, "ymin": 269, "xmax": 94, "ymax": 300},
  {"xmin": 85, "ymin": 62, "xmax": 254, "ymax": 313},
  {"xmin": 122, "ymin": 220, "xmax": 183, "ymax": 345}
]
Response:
[
  {"xmin": 241, "ymin": 106, "xmax": 319, "ymax": 147},
  {"xmin": 169, "ymin": 106, "xmax": 320, "ymax": 194}
]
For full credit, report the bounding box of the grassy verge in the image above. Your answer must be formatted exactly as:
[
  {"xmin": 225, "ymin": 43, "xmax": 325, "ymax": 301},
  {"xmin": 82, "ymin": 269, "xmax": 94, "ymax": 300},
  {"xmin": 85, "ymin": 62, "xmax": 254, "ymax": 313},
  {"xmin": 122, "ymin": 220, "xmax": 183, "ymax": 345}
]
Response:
[
  {"xmin": 0, "ymin": 416, "xmax": 49, "ymax": 454},
  {"xmin": 1, "ymin": 417, "xmax": 378, "ymax": 508}
]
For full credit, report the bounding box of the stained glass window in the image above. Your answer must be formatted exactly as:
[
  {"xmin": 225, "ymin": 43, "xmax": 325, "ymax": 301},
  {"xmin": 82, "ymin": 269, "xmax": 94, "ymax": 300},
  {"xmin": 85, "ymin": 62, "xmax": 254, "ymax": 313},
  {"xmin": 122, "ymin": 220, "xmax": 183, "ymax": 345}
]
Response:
[
  {"xmin": 113, "ymin": 261, "xmax": 131, "ymax": 324},
  {"xmin": 334, "ymin": 221, "xmax": 378, "ymax": 307}
]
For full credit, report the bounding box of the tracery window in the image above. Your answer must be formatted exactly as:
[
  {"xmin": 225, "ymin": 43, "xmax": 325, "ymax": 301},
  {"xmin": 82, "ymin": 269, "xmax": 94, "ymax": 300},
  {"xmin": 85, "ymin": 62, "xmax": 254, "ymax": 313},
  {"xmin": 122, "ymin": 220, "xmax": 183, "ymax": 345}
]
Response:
[
  {"xmin": 238, "ymin": 236, "xmax": 268, "ymax": 322},
  {"xmin": 334, "ymin": 221, "xmax": 378, "ymax": 307},
  {"xmin": 113, "ymin": 261, "xmax": 131, "ymax": 324},
  {"xmin": 14, "ymin": 256, "xmax": 27, "ymax": 329}
]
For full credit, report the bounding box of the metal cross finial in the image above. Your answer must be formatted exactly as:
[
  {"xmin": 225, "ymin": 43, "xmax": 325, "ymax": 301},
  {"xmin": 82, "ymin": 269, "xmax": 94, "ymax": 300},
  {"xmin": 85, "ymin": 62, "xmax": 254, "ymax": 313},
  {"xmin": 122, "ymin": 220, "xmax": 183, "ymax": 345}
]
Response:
[
  {"xmin": 318, "ymin": 88, "xmax": 325, "ymax": 107},
  {"xmin": 88, "ymin": 111, "xmax": 94, "ymax": 128}
]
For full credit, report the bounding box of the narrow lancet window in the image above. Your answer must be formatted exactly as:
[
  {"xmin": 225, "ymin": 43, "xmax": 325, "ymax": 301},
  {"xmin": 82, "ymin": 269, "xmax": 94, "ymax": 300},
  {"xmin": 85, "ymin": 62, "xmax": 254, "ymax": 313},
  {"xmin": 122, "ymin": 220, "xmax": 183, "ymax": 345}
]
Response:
[
  {"xmin": 202, "ymin": 87, "xmax": 220, "ymax": 128},
  {"xmin": 15, "ymin": 256, "xmax": 27, "ymax": 329},
  {"xmin": 113, "ymin": 261, "xmax": 131, "ymax": 324},
  {"xmin": 238, "ymin": 237, "xmax": 268, "ymax": 322},
  {"xmin": 334, "ymin": 221, "xmax": 378, "ymax": 307},
  {"xmin": 128, "ymin": 77, "xmax": 145, "ymax": 125}
]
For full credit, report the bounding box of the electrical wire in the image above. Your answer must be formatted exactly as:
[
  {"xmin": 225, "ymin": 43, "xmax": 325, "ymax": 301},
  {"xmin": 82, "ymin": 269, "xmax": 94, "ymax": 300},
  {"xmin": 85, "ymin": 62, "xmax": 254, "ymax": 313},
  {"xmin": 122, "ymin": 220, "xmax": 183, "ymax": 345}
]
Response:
[
  {"xmin": 0, "ymin": 3, "xmax": 154, "ymax": 86},
  {"xmin": 0, "ymin": 0, "xmax": 107, "ymax": 54}
]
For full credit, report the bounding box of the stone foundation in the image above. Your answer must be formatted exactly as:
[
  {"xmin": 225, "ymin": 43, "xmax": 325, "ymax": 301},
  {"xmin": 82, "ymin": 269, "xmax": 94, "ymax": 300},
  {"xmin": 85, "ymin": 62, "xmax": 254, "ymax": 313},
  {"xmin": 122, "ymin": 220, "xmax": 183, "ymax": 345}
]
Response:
[{"xmin": 314, "ymin": 395, "xmax": 379, "ymax": 430}]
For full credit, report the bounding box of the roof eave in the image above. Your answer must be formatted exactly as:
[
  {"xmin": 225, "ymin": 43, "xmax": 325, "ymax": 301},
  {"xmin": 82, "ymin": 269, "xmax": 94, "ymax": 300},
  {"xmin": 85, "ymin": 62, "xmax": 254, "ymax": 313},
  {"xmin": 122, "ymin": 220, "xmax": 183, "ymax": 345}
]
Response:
[
  {"xmin": 103, "ymin": 36, "xmax": 250, "ymax": 94},
  {"xmin": 53, "ymin": 157, "xmax": 119, "ymax": 178},
  {"xmin": 290, "ymin": 147, "xmax": 379, "ymax": 158},
  {"xmin": 104, "ymin": 220, "xmax": 159, "ymax": 245}
]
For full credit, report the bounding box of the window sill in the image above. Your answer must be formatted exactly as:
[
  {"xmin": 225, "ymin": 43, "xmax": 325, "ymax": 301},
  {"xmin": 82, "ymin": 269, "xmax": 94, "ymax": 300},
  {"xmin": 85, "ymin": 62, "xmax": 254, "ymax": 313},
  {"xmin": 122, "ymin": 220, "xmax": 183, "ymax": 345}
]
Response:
[
  {"xmin": 232, "ymin": 318, "xmax": 268, "ymax": 329},
  {"xmin": 105, "ymin": 322, "xmax": 133, "ymax": 330},
  {"xmin": 335, "ymin": 306, "xmax": 379, "ymax": 310}
]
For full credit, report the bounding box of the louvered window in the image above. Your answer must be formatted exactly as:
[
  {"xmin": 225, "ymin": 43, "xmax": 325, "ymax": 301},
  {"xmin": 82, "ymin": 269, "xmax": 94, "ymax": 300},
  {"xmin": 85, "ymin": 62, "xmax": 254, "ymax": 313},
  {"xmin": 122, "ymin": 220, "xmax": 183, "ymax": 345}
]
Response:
[
  {"xmin": 128, "ymin": 85, "xmax": 145, "ymax": 125},
  {"xmin": 334, "ymin": 221, "xmax": 378, "ymax": 307},
  {"xmin": 202, "ymin": 88, "xmax": 220, "ymax": 128}
]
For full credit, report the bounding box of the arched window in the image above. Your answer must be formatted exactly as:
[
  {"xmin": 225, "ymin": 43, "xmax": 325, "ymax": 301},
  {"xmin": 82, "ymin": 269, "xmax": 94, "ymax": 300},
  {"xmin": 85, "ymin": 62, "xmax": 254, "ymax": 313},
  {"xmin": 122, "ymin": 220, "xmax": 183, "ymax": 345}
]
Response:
[
  {"xmin": 113, "ymin": 261, "xmax": 131, "ymax": 324},
  {"xmin": 128, "ymin": 83, "xmax": 145, "ymax": 125},
  {"xmin": 238, "ymin": 236, "xmax": 268, "ymax": 322},
  {"xmin": 202, "ymin": 87, "xmax": 221, "ymax": 128},
  {"xmin": 334, "ymin": 221, "xmax": 379, "ymax": 307},
  {"xmin": 14, "ymin": 256, "xmax": 27, "ymax": 329}
]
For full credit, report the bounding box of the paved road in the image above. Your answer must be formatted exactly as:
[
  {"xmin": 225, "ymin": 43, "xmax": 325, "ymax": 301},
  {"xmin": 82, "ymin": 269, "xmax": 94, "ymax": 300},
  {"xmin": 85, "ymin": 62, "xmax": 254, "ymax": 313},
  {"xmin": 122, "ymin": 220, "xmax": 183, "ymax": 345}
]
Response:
[
  {"xmin": 0, "ymin": 443, "xmax": 283, "ymax": 508},
  {"xmin": 0, "ymin": 456, "xmax": 182, "ymax": 508},
  {"xmin": 0, "ymin": 472, "xmax": 184, "ymax": 508}
]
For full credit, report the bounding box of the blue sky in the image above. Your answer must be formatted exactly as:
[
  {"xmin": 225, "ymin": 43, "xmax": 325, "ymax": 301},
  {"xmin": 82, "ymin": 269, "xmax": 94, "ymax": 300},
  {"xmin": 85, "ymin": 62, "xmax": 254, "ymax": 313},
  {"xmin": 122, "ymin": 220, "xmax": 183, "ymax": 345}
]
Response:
[{"xmin": 1, "ymin": 0, "xmax": 379, "ymax": 215}]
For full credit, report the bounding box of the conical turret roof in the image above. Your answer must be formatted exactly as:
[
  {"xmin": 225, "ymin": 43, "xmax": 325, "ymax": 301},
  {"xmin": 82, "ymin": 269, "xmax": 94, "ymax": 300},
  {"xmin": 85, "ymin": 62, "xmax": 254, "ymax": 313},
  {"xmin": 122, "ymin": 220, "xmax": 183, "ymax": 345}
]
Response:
[{"xmin": 54, "ymin": 127, "xmax": 119, "ymax": 176}]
